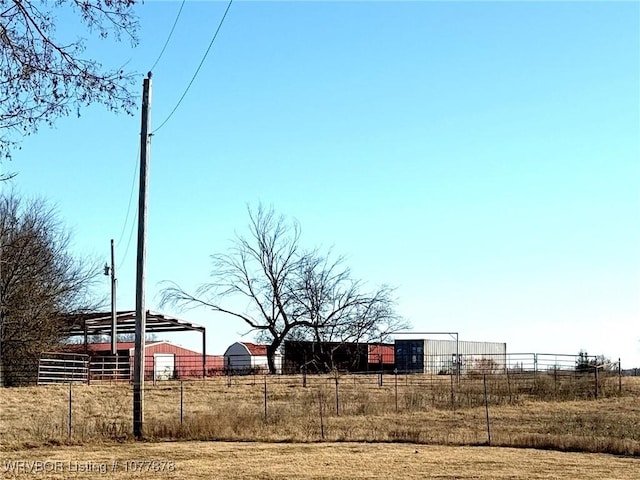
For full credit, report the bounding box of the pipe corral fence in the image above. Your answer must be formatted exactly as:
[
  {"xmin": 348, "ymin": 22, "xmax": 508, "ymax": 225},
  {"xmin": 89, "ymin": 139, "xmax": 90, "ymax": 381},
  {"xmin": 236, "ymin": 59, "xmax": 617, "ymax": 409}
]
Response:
[{"xmin": 31, "ymin": 351, "xmax": 624, "ymax": 386}]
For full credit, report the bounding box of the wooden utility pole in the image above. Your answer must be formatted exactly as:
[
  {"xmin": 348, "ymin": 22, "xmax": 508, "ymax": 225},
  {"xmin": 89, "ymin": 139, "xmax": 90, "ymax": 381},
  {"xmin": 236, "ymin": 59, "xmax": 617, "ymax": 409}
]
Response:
[
  {"xmin": 0, "ymin": 161, "xmax": 4, "ymax": 387},
  {"xmin": 109, "ymin": 239, "xmax": 117, "ymax": 356},
  {"xmin": 0, "ymin": 230, "xmax": 3, "ymax": 388},
  {"xmin": 133, "ymin": 72, "xmax": 152, "ymax": 439}
]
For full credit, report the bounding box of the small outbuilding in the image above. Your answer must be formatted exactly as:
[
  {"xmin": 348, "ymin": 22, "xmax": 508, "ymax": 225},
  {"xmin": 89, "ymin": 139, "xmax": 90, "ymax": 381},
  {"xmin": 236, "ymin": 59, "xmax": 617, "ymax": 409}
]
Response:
[{"xmin": 223, "ymin": 342, "xmax": 282, "ymax": 374}]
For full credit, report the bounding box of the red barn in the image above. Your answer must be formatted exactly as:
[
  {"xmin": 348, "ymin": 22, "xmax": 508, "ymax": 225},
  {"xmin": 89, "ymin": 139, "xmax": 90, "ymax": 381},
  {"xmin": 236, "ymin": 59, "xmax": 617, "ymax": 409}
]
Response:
[{"xmin": 60, "ymin": 341, "xmax": 223, "ymax": 380}]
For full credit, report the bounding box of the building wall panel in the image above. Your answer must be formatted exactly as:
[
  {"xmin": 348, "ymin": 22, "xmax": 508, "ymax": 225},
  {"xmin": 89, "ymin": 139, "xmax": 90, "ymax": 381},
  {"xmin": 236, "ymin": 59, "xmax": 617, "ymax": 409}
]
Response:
[{"xmin": 395, "ymin": 339, "xmax": 507, "ymax": 374}]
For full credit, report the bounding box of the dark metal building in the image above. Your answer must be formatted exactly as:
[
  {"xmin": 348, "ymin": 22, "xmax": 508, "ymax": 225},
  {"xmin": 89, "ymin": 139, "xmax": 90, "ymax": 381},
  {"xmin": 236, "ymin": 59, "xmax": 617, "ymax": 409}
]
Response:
[{"xmin": 283, "ymin": 341, "xmax": 394, "ymax": 373}]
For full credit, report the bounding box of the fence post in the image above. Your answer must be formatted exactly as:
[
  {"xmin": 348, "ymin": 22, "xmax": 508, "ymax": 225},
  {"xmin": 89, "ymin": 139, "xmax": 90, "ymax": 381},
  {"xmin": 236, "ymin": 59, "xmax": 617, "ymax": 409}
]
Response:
[
  {"xmin": 68, "ymin": 382, "xmax": 72, "ymax": 439},
  {"xmin": 483, "ymin": 374, "xmax": 491, "ymax": 446},
  {"xmin": 594, "ymin": 365, "xmax": 599, "ymax": 400},
  {"xmin": 263, "ymin": 376, "xmax": 268, "ymax": 423},
  {"xmin": 318, "ymin": 389, "xmax": 325, "ymax": 440},
  {"xmin": 449, "ymin": 370, "xmax": 456, "ymax": 412},
  {"xmin": 334, "ymin": 375, "xmax": 339, "ymax": 416},
  {"xmin": 506, "ymin": 368, "xmax": 512, "ymax": 404},
  {"xmin": 37, "ymin": 357, "xmax": 42, "ymax": 386},
  {"xmin": 302, "ymin": 365, "xmax": 307, "ymax": 388},
  {"xmin": 450, "ymin": 371, "xmax": 456, "ymax": 412},
  {"xmin": 180, "ymin": 381, "xmax": 184, "ymax": 425},
  {"xmin": 394, "ymin": 369, "xmax": 398, "ymax": 412},
  {"xmin": 618, "ymin": 358, "xmax": 622, "ymax": 393}
]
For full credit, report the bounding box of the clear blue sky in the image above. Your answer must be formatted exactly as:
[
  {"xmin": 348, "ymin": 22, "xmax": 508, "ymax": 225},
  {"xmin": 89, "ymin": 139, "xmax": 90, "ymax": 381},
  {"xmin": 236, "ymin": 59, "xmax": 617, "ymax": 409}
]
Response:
[{"xmin": 6, "ymin": 1, "xmax": 640, "ymax": 365}]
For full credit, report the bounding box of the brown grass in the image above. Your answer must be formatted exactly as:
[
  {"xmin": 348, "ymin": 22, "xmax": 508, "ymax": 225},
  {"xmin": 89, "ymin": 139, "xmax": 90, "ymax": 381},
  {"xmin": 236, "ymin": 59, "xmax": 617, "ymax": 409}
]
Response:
[
  {"xmin": 1, "ymin": 441, "xmax": 639, "ymax": 479},
  {"xmin": 1, "ymin": 374, "xmax": 639, "ymax": 456}
]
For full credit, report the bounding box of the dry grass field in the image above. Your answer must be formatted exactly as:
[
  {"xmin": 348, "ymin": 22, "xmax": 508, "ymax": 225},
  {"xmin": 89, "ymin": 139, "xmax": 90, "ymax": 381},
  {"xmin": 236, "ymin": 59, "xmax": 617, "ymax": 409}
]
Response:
[
  {"xmin": 2, "ymin": 441, "xmax": 639, "ymax": 479},
  {"xmin": 1, "ymin": 373, "xmax": 639, "ymax": 457}
]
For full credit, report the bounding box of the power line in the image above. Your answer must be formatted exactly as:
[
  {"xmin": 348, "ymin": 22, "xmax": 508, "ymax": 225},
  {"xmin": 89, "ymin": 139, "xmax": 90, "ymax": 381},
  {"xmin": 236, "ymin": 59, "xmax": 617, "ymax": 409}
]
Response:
[
  {"xmin": 149, "ymin": 0, "xmax": 187, "ymax": 73},
  {"xmin": 117, "ymin": 0, "xmax": 232, "ymax": 267},
  {"xmin": 113, "ymin": 1, "xmax": 185, "ymax": 264},
  {"xmin": 153, "ymin": 0, "xmax": 234, "ymax": 135},
  {"xmin": 119, "ymin": 201, "xmax": 138, "ymax": 268},
  {"xmin": 116, "ymin": 146, "xmax": 140, "ymax": 249}
]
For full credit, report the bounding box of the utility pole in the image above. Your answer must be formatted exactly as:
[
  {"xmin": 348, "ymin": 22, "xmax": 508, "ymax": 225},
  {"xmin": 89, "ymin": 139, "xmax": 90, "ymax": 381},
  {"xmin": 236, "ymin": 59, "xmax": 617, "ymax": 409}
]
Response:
[
  {"xmin": 133, "ymin": 72, "xmax": 152, "ymax": 439},
  {"xmin": 0, "ymin": 226, "xmax": 3, "ymax": 388},
  {"xmin": 109, "ymin": 239, "xmax": 117, "ymax": 356},
  {"xmin": 0, "ymin": 163, "xmax": 4, "ymax": 387},
  {"xmin": 104, "ymin": 238, "xmax": 118, "ymax": 356}
]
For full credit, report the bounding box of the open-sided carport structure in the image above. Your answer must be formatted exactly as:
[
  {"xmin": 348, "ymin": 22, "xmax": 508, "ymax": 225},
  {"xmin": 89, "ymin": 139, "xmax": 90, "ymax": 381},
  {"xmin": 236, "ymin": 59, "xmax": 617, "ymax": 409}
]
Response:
[{"xmin": 63, "ymin": 310, "xmax": 207, "ymax": 377}]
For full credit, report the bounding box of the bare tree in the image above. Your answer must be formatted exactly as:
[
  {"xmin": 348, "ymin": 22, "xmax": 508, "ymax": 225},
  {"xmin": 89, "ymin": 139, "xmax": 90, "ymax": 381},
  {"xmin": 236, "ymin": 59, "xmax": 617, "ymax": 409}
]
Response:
[
  {"xmin": 0, "ymin": 191, "xmax": 101, "ymax": 385},
  {"xmin": 161, "ymin": 205, "xmax": 405, "ymax": 374},
  {"xmin": 291, "ymin": 253, "xmax": 407, "ymax": 371},
  {"xmin": 162, "ymin": 206, "xmax": 304, "ymax": 374},
  {"xmin": 0, "ymin": 0, "xmax": 139, "ymax": 163}
]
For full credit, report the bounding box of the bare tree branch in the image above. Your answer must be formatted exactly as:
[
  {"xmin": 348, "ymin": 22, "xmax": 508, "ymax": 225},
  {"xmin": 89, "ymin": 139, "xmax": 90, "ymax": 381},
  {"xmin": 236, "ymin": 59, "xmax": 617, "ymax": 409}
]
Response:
[{"xmin": 0, "ymin": 0, "xmax": 139, "ymax": 161}]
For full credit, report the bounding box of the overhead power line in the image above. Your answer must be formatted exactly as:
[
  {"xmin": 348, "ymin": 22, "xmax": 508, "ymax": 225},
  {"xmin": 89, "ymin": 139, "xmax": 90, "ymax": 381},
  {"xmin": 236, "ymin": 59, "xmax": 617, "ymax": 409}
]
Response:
[
  {"xmin": 149, "ymin": 0, "xmax": 187, "ymax": 73},
  {"xmin": 119, "ymin": 200, "xmax": 138, "ymax": 268},
  {"xmin": 153, "ymin": 0, "xmax": 234, "ymax": 135},
  {"xmin": 116, "ymin": 146, "xmax": 140, "ymax": 250}
]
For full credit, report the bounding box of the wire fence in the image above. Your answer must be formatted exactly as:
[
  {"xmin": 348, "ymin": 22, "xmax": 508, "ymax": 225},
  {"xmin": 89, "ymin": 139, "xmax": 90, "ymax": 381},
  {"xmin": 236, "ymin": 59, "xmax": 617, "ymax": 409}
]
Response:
[{"xmin": 1, "ymin": 366, "xmax": 637, "ymax": 448}]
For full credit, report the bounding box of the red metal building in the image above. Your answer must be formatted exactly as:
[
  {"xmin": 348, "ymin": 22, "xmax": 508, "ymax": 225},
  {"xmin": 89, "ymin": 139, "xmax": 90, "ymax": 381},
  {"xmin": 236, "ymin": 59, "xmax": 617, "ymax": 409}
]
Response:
[{"xmin": 60, "ymin": 341, "xmax": 223, "ymax": 380}]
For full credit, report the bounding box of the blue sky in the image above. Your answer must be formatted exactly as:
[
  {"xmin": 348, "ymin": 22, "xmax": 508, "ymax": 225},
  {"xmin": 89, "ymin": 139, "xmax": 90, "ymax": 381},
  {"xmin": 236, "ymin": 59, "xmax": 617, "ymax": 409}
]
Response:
[{"xmin": 5, "ymin": 1, "xmax": 640, "ymax": 365}]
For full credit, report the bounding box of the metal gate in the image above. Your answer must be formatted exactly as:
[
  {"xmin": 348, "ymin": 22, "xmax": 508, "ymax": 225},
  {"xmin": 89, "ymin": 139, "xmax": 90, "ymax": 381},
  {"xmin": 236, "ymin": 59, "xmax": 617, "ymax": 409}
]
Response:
[{"xmin": 38, "ymin": 352, "xmax": 89, "ymax": 385}]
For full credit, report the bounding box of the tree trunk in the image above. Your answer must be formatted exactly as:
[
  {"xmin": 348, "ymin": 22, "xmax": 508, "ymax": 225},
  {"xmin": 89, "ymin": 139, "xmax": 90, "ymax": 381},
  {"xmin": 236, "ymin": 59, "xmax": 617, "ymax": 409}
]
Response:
[{"xmin": 266, "ymin": 340, "xmax": 282, "ymax": 375}]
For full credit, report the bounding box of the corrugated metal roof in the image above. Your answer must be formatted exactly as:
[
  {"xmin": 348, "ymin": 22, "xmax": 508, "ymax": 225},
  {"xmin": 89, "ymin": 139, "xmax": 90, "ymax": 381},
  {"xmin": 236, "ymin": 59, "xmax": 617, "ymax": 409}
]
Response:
[
  {"xmin": 241, "ymin": 342, "xmax": 268, "ymax": 356},
  {"xmin": 59, "ymin": 341, "xmax": 202, "ymax": 355}
]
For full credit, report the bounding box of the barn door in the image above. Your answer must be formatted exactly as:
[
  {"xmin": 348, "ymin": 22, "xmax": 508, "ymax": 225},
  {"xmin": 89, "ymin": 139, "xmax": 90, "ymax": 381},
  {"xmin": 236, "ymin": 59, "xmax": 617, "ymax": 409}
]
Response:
[{"xmin": 153, "ymin": 354, "xmax": 175, "ymax": 381}]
